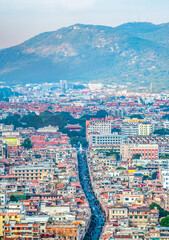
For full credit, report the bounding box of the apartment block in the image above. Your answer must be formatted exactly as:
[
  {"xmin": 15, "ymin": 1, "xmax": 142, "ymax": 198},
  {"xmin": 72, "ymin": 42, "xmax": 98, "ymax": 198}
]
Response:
[
  {"xmin": 130, "ymin": 144, "xmax": 159, "ymax": 160},
  {"xmin": 88, "ymin": 132, "xmax": 122, "ymax": 147},
  {"xmin": 138, "ymin": 123, "xmax": 153, "ymax": 136},
  {"xmin": 121, "ymin": 124, "xmax": 138, "ymax": 136},
  {"xmin": 10, "ymin": 164, "xmax": 55, "ymax": 181},
  {"xmin": 46, "ymin": 223, "xmax": 79, "ymax": 240},
  {"xmin": 86, "ymin": 118, "xmax": 111, "ymax": 140},
  {"xmin": 4, "ymin": 222, "xmax": 40, "ymax": 240},
  {"xmin": 0, "ymin": 212, "xmax": 21, "ymax": 237}
]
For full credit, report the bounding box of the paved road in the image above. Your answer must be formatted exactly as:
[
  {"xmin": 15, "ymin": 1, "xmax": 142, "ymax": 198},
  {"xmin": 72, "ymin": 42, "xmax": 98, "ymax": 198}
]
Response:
[{"xmin": 78, "ymin": 152, "xmax": 106, "ymax": 240}]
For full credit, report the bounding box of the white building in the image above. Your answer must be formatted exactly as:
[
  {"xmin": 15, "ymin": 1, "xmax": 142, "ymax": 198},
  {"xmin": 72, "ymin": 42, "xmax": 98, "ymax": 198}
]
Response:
[
  {"xmin": 37, "ymin": 125, "xmax": 59, "ymax": 133},
  {"xmin": 88, "ymin": 132, "xmax": 122, "ymax": 146},
  {"xmin": 161, "ymin": 170, "xmax": 169, "ymax": 188},
  {"xmin": 86, "ymin": 118, "xmax": 111, "ymax": 140},
  {"xmin": 121, "ymin": 124, "xmax": 138, "ymax": 136}
]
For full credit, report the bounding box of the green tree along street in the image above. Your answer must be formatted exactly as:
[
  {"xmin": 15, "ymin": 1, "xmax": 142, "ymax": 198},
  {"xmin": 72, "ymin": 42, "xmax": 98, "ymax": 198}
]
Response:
[{"xmin": 22, "ymin": 138, "xmax": 33, "ymax": 150}]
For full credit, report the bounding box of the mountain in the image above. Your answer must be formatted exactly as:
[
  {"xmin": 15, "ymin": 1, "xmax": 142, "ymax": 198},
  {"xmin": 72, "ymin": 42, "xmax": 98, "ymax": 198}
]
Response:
[{"xmin": 0, "ymin": 22, "xmax": 169, "ymax": 89}]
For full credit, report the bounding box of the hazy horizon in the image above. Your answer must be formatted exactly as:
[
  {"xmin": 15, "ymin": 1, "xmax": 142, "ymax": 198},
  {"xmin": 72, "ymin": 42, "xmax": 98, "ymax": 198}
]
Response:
[{"xmin": 1, "ymin": 0, "xmax": 169, "ymax": 49}]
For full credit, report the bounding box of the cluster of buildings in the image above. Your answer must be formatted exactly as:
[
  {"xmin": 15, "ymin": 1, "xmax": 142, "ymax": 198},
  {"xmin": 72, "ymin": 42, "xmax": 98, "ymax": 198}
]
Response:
[
  {"xmin": 0, "ymin": 123, "xmax": 90, "ymax": 240},
  {"xmin": 87, "ymin": 149, "xmax": 169, "ymax": 239},
  {"xmin": 85, "ymin": 113, "xmax": 169, "ymax": 238},
  {"xmin": 2, "ymin": 81, "xmax": 169, "ymax": 120},
  {"xmin": 1, "ymin": 83, "xmax": 169, "ymax": 239}
]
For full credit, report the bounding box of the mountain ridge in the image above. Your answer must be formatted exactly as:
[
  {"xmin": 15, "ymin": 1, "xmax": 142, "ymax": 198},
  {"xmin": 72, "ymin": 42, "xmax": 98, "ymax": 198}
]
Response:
[{"xmin": 0, "ymin": 22, "xmax": 169, "ymax": 89}]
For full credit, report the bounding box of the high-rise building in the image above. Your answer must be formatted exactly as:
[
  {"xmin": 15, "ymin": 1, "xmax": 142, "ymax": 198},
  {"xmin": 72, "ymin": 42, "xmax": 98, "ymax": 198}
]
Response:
[
  {"xmin": 60, "ymin": 80, "xmax": 67, "ymax": 92},
  {"xmin": 86, "ymin": 118, "xmax": 111, "ymax": 140}
]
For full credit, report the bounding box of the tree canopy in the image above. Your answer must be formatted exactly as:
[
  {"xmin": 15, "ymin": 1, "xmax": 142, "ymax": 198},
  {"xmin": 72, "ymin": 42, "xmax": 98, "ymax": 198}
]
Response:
[
  {"xmin": 150, "ymin": 202, "xmax": 169, "ymax": 218},
  {"xmin": 160, "ymin": 216, "xmax": 169, "ymax": 227},
  {"xmin": 10, "ymin": 195, "xmax": 18, "ymax": 202},
  {"xmin": 152, "ymin": 172, "xmax": 158, "ymax": 180},
  {"xmin": 132, "ymin": 153, "xmax": 141, "ymax": 159},
  {"xmin": 22, "ymin": 138, "xmax": 33, "ymax": 150},
  {"xmin": 153, "ymin": 128, "xmax": 169, "ymax": 135},
  {"xmin": 116, "ymin": 167, "xmax": 126, "ymax": 170},
  {"xmin": 130, "ymin": 114, "xmax": 144, "ymax": 119}
]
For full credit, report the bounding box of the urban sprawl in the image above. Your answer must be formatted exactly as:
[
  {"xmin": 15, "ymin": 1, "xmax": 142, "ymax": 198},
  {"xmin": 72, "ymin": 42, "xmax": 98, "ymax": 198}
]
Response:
[{"xmin": 1, "ymin": 81, "xmax": 169, "ymax": 239}]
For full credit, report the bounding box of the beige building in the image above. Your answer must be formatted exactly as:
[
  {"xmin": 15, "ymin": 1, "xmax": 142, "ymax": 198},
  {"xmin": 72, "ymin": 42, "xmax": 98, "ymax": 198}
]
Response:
[
  {"xmin": 129, "ymin": 207, "xmax": 149, "ymax": 227},
  {"xmin": 0, "ymin": 212, "xmax": 21, "ymax": 237},
  {"xmin": 109, "ymin": 204, "xmax": 128, "ymax": 221},
  {"xmin": 120, "ymin": 144, "xmax": 131, "ymax": 160},
  {"xmin": 138, "ymin": 123, "xmax": 153, "ymax": 136},
  {"xmin": 10, "ymin": 164, "xmax": 54, "ymax": 181},
  {"xmin": 41, "ymin": 203, "xmax": 70, "ymax": 217},
  {"xmin": 121, "ymin": 144, "xmax": 159, "ymax": 160}
]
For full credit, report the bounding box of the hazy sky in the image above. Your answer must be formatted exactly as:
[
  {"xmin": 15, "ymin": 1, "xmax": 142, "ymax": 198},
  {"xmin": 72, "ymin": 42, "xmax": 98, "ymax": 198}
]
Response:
[{"xmin": 1, "ymin": 0, "xmax": 169, "ymax": 49}]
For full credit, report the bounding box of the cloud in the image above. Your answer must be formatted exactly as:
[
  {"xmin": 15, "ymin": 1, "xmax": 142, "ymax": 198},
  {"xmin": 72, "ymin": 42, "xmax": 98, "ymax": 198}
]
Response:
[{"xmin": 57, "ymin": 0, "xmax": 97, "ymax": 11}]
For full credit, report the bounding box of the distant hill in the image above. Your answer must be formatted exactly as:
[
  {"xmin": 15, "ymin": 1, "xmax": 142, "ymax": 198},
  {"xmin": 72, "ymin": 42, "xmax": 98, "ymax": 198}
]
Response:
[{"xmin": 0, "ymin": 22, "xmax": 169, "ymax": 89}]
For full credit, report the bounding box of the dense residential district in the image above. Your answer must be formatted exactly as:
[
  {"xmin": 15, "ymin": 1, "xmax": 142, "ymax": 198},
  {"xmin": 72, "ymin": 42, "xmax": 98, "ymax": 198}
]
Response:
[{"xmin": 1, "ymin": 82, "xmax": 169, "ymax": 240}]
